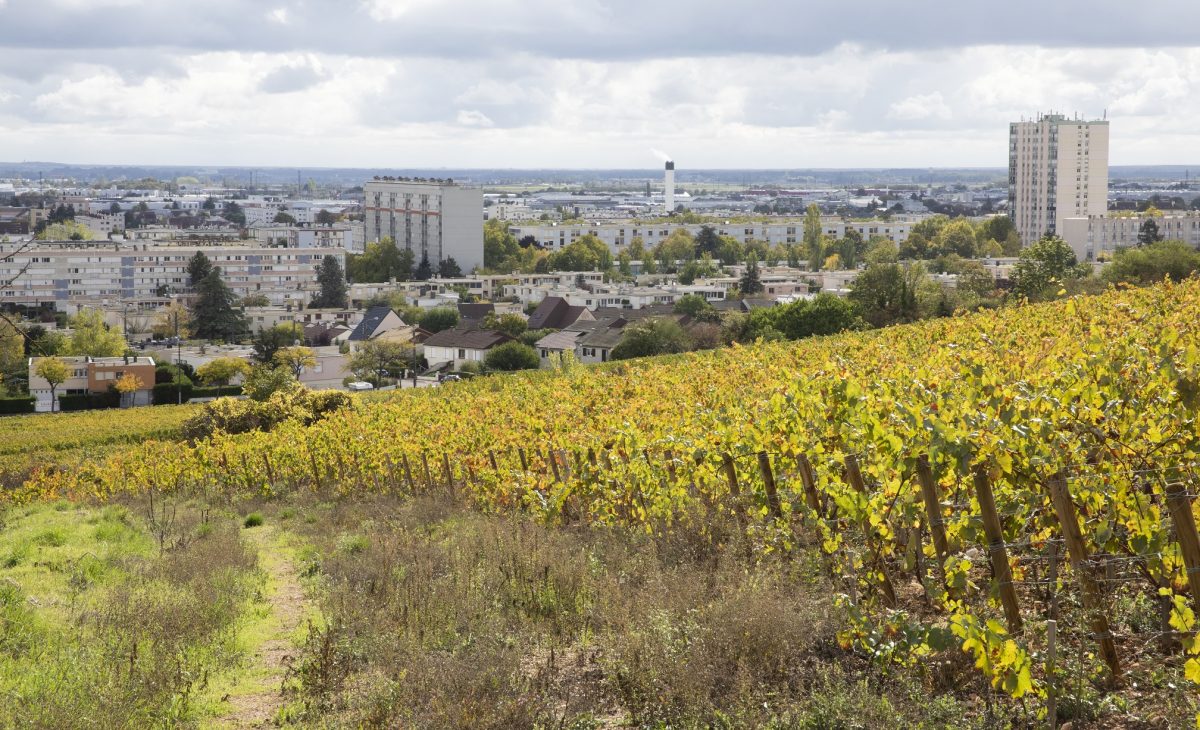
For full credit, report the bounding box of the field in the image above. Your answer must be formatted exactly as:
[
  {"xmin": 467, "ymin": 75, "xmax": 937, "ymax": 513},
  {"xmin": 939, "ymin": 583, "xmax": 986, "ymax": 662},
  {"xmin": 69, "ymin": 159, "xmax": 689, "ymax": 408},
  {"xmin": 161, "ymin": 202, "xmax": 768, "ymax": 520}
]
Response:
[{"xmin": 4, "ymin": 281, "xmax": 1200, "ymax": 726}]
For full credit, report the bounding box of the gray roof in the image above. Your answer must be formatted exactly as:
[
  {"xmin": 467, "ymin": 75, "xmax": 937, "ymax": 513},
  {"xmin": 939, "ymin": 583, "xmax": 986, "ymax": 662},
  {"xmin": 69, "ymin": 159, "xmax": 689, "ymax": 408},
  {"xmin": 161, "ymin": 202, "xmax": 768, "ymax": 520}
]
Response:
[
  {"xmin": 526, "ymin": 296, "xmax": 592, "ymax": 330},
  {"xmin": 535, "ymin": 330, "xmax": 583, "ymax": 351},
  {"xmin": 458, "ymin": 302, "xmax": 495, "ymax": 323},
  {"xmin": 348, "ymin": 305, "xmax": 397, "ymax": 341},
  {"xmin": 576, "ymin": 322, "xmax": 627, "ymax": 349},
  {"xmin": 422, "ymin": 328, "xmax": 512, "ymax": 350}
]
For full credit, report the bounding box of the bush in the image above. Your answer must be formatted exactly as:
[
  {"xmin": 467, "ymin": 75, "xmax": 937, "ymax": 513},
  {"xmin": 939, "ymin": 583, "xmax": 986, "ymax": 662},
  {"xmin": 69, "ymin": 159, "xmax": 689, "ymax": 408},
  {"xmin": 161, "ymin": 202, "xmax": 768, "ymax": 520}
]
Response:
[
  {"xmin": 190, "ymin": 385, "xmax": 243, "ymax": 400},
  {"xmin": 58, "ymin": 391, "xmax": 121, "ymax": 412},
  {"xmin": 152, "ymin": 381, "xmax": 194, "ymax": 405},
  {"xmin": 243, "ymin": 513, "xmax": 264, "ymax": 528},
  {"xmin": 483, "ymin": 341, "xmax": 540, "ymax": 371},
  {"xmin": 0, "ymin": 397, "xmax": 35, "ymax": 415},
  {"xmin": 180, "ymin": 386, "xmax": 354, "ymax": 442}
]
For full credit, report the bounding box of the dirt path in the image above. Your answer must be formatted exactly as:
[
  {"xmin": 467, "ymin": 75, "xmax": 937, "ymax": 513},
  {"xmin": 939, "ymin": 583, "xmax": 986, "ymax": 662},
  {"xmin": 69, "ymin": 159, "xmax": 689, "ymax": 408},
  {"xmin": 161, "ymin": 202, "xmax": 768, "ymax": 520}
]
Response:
[{"xmin": 211, "ymin": 524, "xmax": 308, "ymax": 728}]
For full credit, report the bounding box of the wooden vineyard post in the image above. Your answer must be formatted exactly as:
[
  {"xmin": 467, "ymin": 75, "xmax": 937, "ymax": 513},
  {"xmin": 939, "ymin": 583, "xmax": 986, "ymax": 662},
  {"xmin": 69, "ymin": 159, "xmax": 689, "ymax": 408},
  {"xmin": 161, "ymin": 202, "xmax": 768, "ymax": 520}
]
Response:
[
  {"xmin": 844, "ymin": 454, "xmax": 898, "ymax": 607},
  {"xmin": 402, "ymin": 454, "xmax": 415, "ymax": 493},
  {"xmin": 587, "ymin": 448, "xmax": 598, "ymax": 468},
  {"xmin": 973, "ymin": 464, "xmax": 1023, "ymax": 633},
  {"xmin": 488, "ymin": 450, "xmax": 499, "ymax": 473},
  {"xmin": 1047, "ymin": 472, "xmax": 1121, "ymax": 682},
  {"xmin": 1163, "ymin": 479, "xmax": 1200, "ymax": 610},
  {"xmin": 518, "ymin": 448, "xmax": 529, "ymax": 473},
  {"xmin": 757, "ymin": 451, "xmax": 783, "ymax": 521},
  {"xmin": 915, "ymin": 455, "xmax": 951, "ymax": 574},
  {"xmin": 421, "ymin": 452, "xmax": 433, "ymax": 491},
  {"xmin": 548, "ymin": 448, "xmax": 562, "ymax": 483},
  {"xmin": 442, "ymin": 452, "xmax": 455, "ymax": 498},
  {"xmin": 796, "ymin": 453, "xmax": 823, "ymax": 517},
  {"xmin": 721, "ymin": 454, "xmax": 748, "ymax": 531}
]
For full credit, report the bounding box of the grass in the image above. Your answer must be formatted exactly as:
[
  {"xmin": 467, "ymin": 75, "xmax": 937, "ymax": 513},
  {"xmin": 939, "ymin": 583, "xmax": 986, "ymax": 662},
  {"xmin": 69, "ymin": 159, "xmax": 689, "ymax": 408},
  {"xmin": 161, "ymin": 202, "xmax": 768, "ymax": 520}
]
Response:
[{"xmin": 0, "ymin": 496, "xmax": 258, "ymax": 727}]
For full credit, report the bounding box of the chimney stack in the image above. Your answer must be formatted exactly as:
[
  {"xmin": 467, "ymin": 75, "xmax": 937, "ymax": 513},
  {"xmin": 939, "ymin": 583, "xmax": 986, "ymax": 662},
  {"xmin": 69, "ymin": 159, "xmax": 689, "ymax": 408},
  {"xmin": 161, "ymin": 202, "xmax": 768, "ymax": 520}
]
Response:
[{"xmin": 664, "ymin": 161, "xmax": 675, "ymax": 215}]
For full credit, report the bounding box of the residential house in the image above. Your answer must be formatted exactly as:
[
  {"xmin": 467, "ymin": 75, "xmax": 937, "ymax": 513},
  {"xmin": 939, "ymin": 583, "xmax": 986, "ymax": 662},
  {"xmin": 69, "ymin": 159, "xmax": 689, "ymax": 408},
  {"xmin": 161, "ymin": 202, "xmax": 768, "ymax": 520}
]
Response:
[
  {"xmin": 533, "ymin": 330, "xmax": 585, "ymax": 368},
  {"xmin": 28, "ymin": 355, "xmax": 157, "ymax": 412},
  {"xmin": 526, "ymin": 296, "xmax": 594, "ymax": 331},
  {"xmin": 457, "ymin": 302, "xmax": 496, "ymax": 328},
  {"xmin": 422, "ymin": 329, "xmax": 513, "ymax": 370},
  {"xmin": 347, "ymin": 306, "xmax": 408, "ymax": 344}
]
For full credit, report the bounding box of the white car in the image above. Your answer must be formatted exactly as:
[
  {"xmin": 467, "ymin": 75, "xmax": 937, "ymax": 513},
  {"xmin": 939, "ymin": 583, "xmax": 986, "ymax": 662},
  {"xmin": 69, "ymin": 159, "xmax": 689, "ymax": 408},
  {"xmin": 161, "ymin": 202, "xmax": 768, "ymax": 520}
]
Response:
[{"xmin": 347, "ymin": 381, "xmax": 375, "ymax": 391}]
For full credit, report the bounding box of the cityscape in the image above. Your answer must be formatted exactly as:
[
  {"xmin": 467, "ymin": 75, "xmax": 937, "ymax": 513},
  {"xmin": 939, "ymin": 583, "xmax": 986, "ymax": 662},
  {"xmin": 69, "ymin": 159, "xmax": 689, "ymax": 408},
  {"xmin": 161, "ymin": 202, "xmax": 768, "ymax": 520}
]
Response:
[{"xmin": 3, "ymin": 2, "xmax": 1200, "ymax": 728}]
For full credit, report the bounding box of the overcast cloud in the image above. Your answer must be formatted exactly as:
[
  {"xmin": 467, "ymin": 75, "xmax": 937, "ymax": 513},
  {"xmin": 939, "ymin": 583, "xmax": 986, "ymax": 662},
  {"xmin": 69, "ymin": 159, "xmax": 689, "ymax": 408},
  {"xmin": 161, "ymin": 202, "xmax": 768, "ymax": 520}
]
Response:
[{"xmin": 1, "ymin": 0, "xmax": 1199, "ymax": 168}]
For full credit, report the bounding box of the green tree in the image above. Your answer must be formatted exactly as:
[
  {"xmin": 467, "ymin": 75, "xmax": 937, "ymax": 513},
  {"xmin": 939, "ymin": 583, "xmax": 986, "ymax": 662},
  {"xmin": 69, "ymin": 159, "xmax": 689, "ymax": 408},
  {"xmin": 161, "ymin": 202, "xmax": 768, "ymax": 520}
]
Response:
[
  {"xmin": 311, "ymin": 255, "xmax": 349, "ymax": 308},
  {"xmin": 481, "ymin": 312, "xmax": 528, "ymax": 338},
  {"xmin": 316, "ymin": 209, "xmax": 338, "ymax": 225},
  {"xmin": 849, "ymin": 262, "xmax": 930, "ymax": 327},
  {"xmin": 932, "ymin": 218, "xmax": 978, "ymax": 258},
  {"xmin": 544, "ymin": 234, "xmax": 612, "ymax": 272},
  {"xmin": 955, "ymin": 260, "xmax": 998, "ymax": 298},
  {"xmin": 673, "ymin": 294, "xmax": 718, "ymax": 322},
  {"xmin": 653, "ymin": 229, "xmax": 696, "ymax": 271},
  {"xmin": 695, "ymin": 225, "xmax": 722, "ymax": 256},
  {"xmin": 739, "ymin": 253, "xmax": 763, "ymax": 295},
  {"xmin": 1102, "ymin": 240, "xmax": 1200, "ymax": 286},
  {"xmin": 1009, "ymin": 235, "xmax": 1087, "ymax": 301},
  {"xmin": 242, "ymin": 364, "xmax": 299, "ymax": 401},
  {"xmin": 418, "ymin": 307, "xmax": 459, "ymax": 333},
  {"xmin": 0, "ymin": 318, "xmax": 24, "ymax": 392},
  {"xmin": 414, "ymin": 254, "xmax": 434, "ymax": 280},
  {"xmin": 187, "ymin": 251, "xmax": 213, "ymax": 286},
  {"xmin": 803, "ymin": 203, "xmax": 823, "ymax": 271},
  {"xmin": 1138, "ymin": 218, "xmax": 1163, "ymax": 245},
  {"xmin": 191, "ymin": 269, "xmax": 247, "ymax": 341},
  {"xmin": 438, "ymin": 257, "xmax": 464, "ymax": 278},
  {"xmin": 273, "ymin": 211, "xmax": 297, "ymax": 225},
  {"xmin": 196, "ymin": 356, "xmax": 251, "ymax": 386},
  {"xmin": 38, "ymin": 221, "xmax": 93, "ymax": 241},
  {"xmin": 252, "ymin": 323, "xmax": 303, "ymax": 364},
  {"xmin": 611, "ymin": 319, "xmax": 692, "ymax": 360},
  {"xmin": 677, "ymin": 256, "xmax": 717, "ymax": 285},
  {"xmin": 483, "ymin": 341, "xmax": 540, "ymax": 371},
  {"xmin": 484, "ymin": 220, "xmax": 523, "ymax": 271},
  {"xmin": 67, "ymin": 308, "xmax": 126, "ymax": 356},
  {"xmin": 774, "ymin": 293, "xmax": 863, "ymax": 339},
  {"xmin": 241, "ymin": 293, "xmax": 271, "ymax": 307},
  {"xmin": 34, "ymin": 357, "xmax": 70, "ymax": 412},
  {"xmin": 223, "ymin": 201, "xmax": 246, "ymax": 226},
  {"xmin": 348, "ymin": 340, "xmax": 419, "ymax": 382}
]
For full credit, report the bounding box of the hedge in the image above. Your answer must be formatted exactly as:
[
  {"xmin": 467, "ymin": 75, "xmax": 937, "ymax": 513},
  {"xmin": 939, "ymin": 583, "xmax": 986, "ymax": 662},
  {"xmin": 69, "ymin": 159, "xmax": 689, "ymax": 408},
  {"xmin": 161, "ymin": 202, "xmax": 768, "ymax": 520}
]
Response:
[
  {"xmin": 0, "ymin": 397, "xmax": 36, "ymax": 415},
  {"xmin": 152, "ymin": 382, "xmax": 194, "ymax": 405},
  {"xmin": 191, "ymin": 385, "xmax": 243, "ymax": 399},
  {"xmin": 57, "ymin": 391, "xmax": 121, "ymax": 412}
]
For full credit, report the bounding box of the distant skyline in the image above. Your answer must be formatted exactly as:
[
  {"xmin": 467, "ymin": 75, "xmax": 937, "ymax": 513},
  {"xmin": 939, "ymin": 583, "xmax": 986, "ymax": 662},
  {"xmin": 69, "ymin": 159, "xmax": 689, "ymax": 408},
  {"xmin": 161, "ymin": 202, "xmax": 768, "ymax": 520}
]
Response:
[{"xmin": 3, "ymin": 1, "xmax": 1200, "ymax": 169}]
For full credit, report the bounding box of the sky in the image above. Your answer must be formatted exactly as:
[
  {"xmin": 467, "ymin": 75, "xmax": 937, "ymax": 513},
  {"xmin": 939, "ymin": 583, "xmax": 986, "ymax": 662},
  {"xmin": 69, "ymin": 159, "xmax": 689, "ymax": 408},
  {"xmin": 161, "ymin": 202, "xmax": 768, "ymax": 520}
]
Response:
[{"xmin": 2, "ymin": 0, "xmax": 1200, "ymax": 169}]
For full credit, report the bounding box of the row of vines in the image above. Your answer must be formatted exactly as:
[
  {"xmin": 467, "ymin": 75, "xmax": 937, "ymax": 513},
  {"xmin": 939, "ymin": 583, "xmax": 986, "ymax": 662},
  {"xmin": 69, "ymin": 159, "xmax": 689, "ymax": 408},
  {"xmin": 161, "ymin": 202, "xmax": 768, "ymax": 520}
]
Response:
[{"xmin": 12, "ymin": 280, "xmax": 1200, "ymax": 722}]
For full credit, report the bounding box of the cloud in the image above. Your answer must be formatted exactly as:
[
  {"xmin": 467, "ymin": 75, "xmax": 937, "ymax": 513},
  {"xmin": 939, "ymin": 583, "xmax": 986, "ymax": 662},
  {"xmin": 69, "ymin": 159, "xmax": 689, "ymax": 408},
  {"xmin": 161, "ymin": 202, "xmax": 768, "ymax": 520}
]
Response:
[
  {"xmin": 455, "ymin": 109, "xmax": 494, "ymax": 127},
  {"xmin": 888, "ymin": 92, "xmax": 952, "ymax": 121},
  {"xmin": 267, "ymin": 7, "xmax": 289, "ymax": 25},
  {"xmin": 258, "ymin": 59, "xmax": 324, "ymax": 94}
]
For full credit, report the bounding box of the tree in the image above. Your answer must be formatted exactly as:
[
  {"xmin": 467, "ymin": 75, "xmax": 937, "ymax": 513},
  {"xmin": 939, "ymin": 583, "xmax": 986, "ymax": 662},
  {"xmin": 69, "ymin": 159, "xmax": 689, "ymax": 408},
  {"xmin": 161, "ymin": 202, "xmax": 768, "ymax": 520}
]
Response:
[
  {"xmin": 196, "ymin": 356, "xmax": 251, "ymax": 386},
  {"xmin": 849, "ymin": 262, "xmax": 929, "ymax": 327},
  {"xmin": 274, "ymin": 346, "xmax": 316, "ymax": 377},
  {"xmin": 803, "ymin": 203, "xmax": 823, "ymax": 271},
  {"xmin": 191, "ymin": 269, "xmax": 247, "ymax": 341},
  {"xmin": 347, "ymin": 238, "xmax": 414, "ymax": 283},
  {"xmin": 35, "ymin": 357, "xmax": 70, "ymax": 412},
  {"xmin": 273, "ymin": 211, "xmax": 297, "ymax": 225},
  {"xmin": 695, "ymin": 225, "xmax": 722, "ymax": 257},
  {"xmin": 187, "ymin": 251, "xmax": 214, "ymax": 286},
  {"xmin": 1138, "ymin": 218, "xmax": 1163, "ymax": 246},
  {"xmin": 438, "ymin": 257, "xmax": 463, "ymax": 278},
  {"xmin": 311, "ymin": 255, "xmax": 349, "ymax": 308},
  {"xmin": 418, "ymin": 307, "xmax": 459, "ymax": 333},
  {"xmin": 1102, "ymin": 240, "xmax": 1200, "ymax": 286},
  {"xmin": 955, "ymin": 260, "xmax": 998, "ymax": 298},
  {"xmin": 611, "ymin": 319, "xmax": 692, "ymax": 360},
  {"xmin": 114, "ymin": 373, "xmax": 145, "ymax": 408},
  {"xmin": 67, "ymin": 308, "xmax": 126, "ymax": 356},
  {"xmin": 252, "ymin": 323, "xmax": 303, "ymax": 364},
  {"xmin": 653, "ymin": 229, "xmax": 696, "ymax": 271},
  {"xmin": 0, "ymin": 319, "xmax": 24, "ymax": 393},
  {"xmin": 739, "ymin": 253, "xmax": 763, "ymax": 295},
  {"xmin": 348, "ymin": 340, "xmax": 418, "ymax": 383},
  {"xmin": 153, "ymin": 301, "xmax": 192, "ymax": 339},
  {"xmin": 38, "ymin": 221, "xmax": 93, "ymax": 241},
  {"xmin": 677, "ymin": 256, "xmax": 717, "ymax": 285},
  {"xmin": 544, "ymin": 234, "xmax": 612, "ymax": 272},
  {"xmin": 932, "ymin": 218, "xmax": 978, "ymax": 258},
  {"xmin": 484, "ymin": 220, "xmax": 523, "ymax": 271},
  {"xmin": 483, "ymin": 341, "xmax": 540, "ymax": 372},
  {"xmin": 223, "ymin": 201, "xmax": 246, "ymax": 227},
  {"xmin": 241, "ymin": 293, "xmax": 271, "ymax": 308},
  {"xmin": 673, "ymin": 294, "xmax": 718, "ymax": 322},
  {"xmin": 773, "ymin": 293, "xmax": 863, "ymax": 340},
  {"xmin": 202, "ymin": 197, "xmax": 217, "ymax": 211},
  {"xmin": 414, "ymin": 254, "xmax": 434, "ymax": 280},
  {"xmin": 481, "ymin": 312, "xmax": 528, "ymax": 338},
  {"xmin": 1009, "ymin": 235, "xmax": 1087, "ymax": 301},
  {"xmin": 315, "ymin": 209, "xmax": 338, "ymax": 225}
]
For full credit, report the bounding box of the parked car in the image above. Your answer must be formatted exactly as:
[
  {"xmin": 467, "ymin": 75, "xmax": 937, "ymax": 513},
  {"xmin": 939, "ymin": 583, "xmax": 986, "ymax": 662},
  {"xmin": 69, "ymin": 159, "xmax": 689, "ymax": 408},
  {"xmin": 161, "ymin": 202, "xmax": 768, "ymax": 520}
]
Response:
[{"xmin": 347, "ymin": 381, "xmax": 375, "ymax": 391}]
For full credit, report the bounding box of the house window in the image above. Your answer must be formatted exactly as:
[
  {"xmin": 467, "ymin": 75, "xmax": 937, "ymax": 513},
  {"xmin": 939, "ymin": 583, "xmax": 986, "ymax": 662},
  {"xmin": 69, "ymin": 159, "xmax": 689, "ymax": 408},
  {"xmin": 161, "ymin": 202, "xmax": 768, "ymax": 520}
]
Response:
[{"xmin": 457, "ymin": 348, "xmax": 466, "ymax": 359}]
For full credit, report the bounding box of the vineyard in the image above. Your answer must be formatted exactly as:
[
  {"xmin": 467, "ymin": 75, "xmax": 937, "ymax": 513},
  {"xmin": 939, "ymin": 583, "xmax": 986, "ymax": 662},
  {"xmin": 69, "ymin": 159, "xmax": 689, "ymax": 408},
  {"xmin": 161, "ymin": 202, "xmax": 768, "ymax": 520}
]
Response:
[{"xmin": 8, "ymin": 280, "xmax": 1200, "ymax": 724}]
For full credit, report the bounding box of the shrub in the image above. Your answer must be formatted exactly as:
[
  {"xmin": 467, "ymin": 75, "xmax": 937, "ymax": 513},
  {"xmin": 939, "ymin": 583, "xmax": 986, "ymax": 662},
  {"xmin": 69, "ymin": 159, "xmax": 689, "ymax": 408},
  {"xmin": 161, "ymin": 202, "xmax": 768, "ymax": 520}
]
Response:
[
  {"xmin": 0, "ymin": 396, "xmax": 35, "ymax": 415},
  {"xmin": 58, "ymin": 391, "xmax": 121, "ymax": 411},
  {"xmin": 180, "ymin": 386, "xmax": 354, "ymax": 442},
  {"xmin": 483, "ymin": 341, "xmax": 540, "ymax": 371},
  {"xmin": 243, "ymin": 513, "xmax": 264, "ymax": 528},
  {"xmin": 152, "ymin": 380, "xmax": 193, "ymax": 405}
]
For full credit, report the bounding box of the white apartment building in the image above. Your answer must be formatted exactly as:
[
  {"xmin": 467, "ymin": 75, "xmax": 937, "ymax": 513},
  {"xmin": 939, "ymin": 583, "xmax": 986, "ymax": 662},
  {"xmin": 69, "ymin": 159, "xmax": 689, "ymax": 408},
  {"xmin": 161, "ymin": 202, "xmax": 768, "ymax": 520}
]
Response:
[
  {"xmin": 1060, "ymin": 213, "xmax": 1200, "ymax": 261},
  {"xmin": 509, "ymin": 217, "xmax": 919, "ymax": 255},
  {"xmin": 1008, "ymin": 113, "xmax": 1109, "ymax": 247},
  {"xmin": 249, "ymin": 224, "xmax": 354, "ymax": 249},
  {"xmin": 363, "ymin": 177, "xmax": 484, "ymax": 273},
  {"xmin": 0, "ymin": 239, "xmax": 346, "ymax": 310}
]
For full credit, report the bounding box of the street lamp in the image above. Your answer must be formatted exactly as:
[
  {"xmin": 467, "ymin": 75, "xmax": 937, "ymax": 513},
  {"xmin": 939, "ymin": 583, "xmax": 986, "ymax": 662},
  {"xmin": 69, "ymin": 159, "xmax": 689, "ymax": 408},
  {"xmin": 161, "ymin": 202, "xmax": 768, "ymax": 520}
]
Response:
[{"xmin": 173, "ymin": 308, "xmax": 182, "ymax": 405}]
